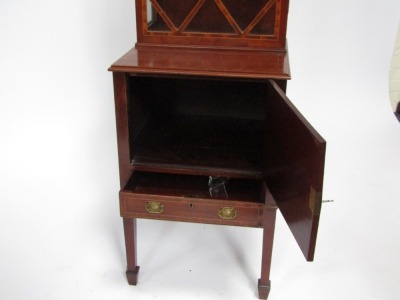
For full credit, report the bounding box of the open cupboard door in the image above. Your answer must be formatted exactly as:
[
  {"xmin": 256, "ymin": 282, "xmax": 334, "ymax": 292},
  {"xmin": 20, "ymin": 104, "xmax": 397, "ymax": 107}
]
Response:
[{"xmin": 264, "ymin": 80, "xmax": 326, "ymax": 261}]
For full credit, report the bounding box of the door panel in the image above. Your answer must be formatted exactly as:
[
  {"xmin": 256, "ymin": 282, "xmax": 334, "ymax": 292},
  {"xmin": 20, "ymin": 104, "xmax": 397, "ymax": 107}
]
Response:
[{"xmin": 264, "ymin": 80, "xmax": 326, "ymax": 261}]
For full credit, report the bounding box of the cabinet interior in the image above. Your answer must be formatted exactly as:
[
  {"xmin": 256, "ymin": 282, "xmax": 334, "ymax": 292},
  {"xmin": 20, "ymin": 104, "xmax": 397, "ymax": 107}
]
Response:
[{"xmin": 127, "ymin": 75, "xmax": 272, "ymax": 179}]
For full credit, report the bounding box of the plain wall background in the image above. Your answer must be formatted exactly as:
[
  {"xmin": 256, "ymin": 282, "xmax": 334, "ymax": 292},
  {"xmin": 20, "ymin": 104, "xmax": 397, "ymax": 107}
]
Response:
[{"xmin": 1, "ymin": 1, "xmax": 400, "ymax": 299}]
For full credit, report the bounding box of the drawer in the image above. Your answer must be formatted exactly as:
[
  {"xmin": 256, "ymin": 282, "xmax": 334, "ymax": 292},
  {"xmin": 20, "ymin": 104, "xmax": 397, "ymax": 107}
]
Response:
[{"xmin": 119, "ymin": 172, "xmax": 271, "ymax": 228}]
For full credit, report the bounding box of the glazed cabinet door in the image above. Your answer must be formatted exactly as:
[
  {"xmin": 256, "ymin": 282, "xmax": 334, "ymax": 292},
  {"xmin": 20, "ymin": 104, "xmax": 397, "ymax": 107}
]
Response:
[{"xmin": 264, "ymin": 80, "xmax": 326, "ymax": 261}]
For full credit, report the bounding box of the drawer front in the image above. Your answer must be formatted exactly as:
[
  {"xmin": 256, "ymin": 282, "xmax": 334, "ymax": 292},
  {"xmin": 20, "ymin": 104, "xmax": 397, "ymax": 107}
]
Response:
[{"xmin": 120, "ymin": 193, "xmax": 264, "ymax": 228}]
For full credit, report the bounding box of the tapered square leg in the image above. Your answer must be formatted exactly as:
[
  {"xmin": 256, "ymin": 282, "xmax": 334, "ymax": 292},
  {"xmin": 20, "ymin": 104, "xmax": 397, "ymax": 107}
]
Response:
[
  {"xmin": 126, "ymin": 266, "xmax": 140, "ymax": 285},
  {"xmin": 123, "ymin": 218, "xmax": 140, "ymax": 285},
  {"xmin": 258, "ymin": 206, "xmax": 276, "ymax": 299},
  {"xmin": 258, "ymin": 279, "xmax": 271, "ymax": 300}
]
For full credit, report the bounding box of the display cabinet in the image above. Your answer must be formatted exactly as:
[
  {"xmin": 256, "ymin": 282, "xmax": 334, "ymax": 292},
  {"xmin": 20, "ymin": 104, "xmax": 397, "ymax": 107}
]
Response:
[
  {"xmin": 135, "ymin": 0, "xmax": 289, "ymax": 50},
  {"xmin": 109, "ymin": 1, "xmax": 326, "ymax": 299}
]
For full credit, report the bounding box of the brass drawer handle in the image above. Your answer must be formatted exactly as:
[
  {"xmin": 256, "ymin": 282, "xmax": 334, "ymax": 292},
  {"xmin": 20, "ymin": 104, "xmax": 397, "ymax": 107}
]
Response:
[
  {"xmin": 146, "ymin": 201, "xmax": 164, "ymax": 214},
  {"xmin": 218, "ymin": 207, "xmax": 237, "ymax": 220}
]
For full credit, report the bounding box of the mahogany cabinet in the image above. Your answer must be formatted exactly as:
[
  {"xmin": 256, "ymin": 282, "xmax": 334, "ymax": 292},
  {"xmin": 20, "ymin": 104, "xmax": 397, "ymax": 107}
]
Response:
[{"xmin": 109, "ymin": 1, "xmax": 325, "ymax": 299}]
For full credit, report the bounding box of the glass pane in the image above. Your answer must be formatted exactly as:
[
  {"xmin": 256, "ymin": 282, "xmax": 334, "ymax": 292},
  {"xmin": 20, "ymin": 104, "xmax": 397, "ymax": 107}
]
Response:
[
  {"xmin": 222, "ymin": 0, "xmax": 270, "ymax": 30},
  {"xmin": 146, "ymin": 0, "xmax": 170, "ymax": 31},
  {"xmin": 250, "ymin": 2, "xmax": 276, "ymax": 35},
  {"xmin": 185, "ymin": 0, "xmax": 235, "ymax": 34},
  {"xmin": 147, "ymin": 0, "xmax": 200, "ymax": 31}
]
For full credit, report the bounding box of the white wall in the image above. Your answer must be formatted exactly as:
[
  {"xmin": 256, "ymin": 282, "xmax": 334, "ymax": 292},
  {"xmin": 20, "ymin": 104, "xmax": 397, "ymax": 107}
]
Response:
[{"xmin": 1, "ymin": 1, "xmax": 400, "ymax": 299}]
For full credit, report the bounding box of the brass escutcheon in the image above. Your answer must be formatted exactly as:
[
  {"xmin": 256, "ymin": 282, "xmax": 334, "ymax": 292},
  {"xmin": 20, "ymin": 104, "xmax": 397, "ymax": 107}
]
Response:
[
  {"xmin": 145, "ymin": 201, "xmax": 164, "ymax": 214},
  {"xmin": 217, "ymin": 207, "xmax": 237, "ymax": 220}
]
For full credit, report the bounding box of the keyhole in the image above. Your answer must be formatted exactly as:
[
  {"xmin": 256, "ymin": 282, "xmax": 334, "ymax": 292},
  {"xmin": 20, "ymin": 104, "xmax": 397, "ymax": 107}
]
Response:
[{"xmin": 189, "ymin": 203, "xmax": 193, "ymax": 209}]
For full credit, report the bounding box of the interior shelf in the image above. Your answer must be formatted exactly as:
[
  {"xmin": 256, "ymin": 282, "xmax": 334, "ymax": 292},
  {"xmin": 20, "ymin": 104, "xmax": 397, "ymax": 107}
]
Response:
[
  {"xmin": 131, "ymin": 114, "xmax": 264, "ymax": 178},
  {"xmin": 125, "ymin": 171, "xmax": 265, "ymax": 203}
]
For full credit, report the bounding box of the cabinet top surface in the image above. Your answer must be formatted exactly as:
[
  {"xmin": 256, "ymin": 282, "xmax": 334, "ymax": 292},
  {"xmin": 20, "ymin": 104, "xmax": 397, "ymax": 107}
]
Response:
[{"xmin": 109, "ymin": 47, "xmax": 290, "ymax": 79}]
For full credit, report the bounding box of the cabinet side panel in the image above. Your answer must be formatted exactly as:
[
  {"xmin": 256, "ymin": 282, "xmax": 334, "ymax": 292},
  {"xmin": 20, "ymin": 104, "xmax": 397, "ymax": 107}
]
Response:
[{"xmin": 113, "ymin": 72, "xmax": 132, "ymax": 188}]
